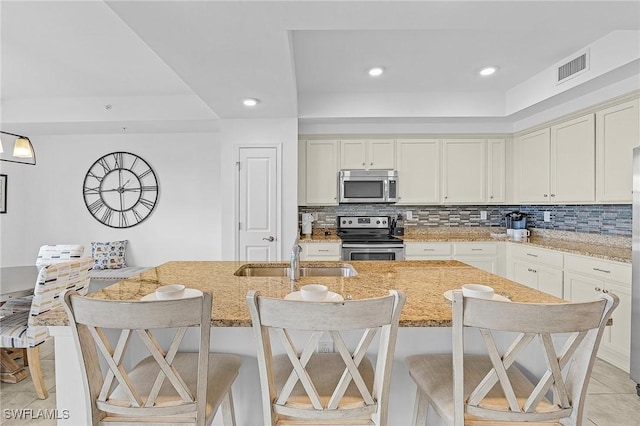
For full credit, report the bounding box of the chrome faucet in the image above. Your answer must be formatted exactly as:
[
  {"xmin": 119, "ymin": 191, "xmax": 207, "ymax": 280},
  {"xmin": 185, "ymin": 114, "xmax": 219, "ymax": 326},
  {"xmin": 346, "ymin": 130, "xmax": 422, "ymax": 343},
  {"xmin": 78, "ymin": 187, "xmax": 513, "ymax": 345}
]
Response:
[{"xmin": 290, "ymin": 241, "xmax": 302, "ymax": 281}]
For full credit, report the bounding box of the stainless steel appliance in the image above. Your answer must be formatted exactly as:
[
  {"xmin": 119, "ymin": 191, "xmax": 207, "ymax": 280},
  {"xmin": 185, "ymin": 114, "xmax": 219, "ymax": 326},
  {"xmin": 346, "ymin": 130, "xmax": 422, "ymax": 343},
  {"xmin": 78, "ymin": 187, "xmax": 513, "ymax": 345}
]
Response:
[
  {"xmin": 338, "ymin": 215, "xmax": 404, "ymax": 261},
  {"xmin": 631, "ymin": 146, "xmax": 640, "ymax": 396},
  {"xmin": 339, "ymin": 170, "xmax": 399, "ymax": 204}
]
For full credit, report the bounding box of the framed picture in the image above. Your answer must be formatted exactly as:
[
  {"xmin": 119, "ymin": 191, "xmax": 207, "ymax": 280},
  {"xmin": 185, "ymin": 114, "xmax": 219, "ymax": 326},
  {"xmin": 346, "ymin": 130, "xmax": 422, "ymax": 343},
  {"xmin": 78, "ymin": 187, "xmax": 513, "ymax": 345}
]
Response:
[{"xmin": 0, "ymin": 174, "xmax": 6, "ymax": 214}]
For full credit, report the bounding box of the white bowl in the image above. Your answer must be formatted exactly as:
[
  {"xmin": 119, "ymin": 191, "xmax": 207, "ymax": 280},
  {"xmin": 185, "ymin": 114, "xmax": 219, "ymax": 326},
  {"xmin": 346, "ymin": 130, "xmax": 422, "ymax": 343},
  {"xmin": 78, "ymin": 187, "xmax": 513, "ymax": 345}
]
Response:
[
  {"xmin": 461, "ymin": 284, "xmax": 494, "ymax": 300},
  {"xmin": 300, "ymin": 284, "xmax": 328, "ymax": 301},
  {"xmin": 156, "ymin": 284, "xmax": 186, "ymax": 300}
]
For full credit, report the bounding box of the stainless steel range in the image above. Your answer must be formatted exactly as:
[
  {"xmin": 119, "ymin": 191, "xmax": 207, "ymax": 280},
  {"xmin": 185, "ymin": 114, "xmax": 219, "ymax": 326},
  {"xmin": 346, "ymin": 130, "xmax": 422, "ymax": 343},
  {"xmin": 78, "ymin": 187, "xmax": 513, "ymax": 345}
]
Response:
[{"xmin": 338, "ymin": 216, "xmax": 404, "ymax": 261}]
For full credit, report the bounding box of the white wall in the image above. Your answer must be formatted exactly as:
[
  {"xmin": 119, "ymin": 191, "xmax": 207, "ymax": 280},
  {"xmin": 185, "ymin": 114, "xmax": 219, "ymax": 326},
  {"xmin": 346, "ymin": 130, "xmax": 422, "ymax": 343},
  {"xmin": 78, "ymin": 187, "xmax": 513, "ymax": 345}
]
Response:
[
  {"xmin": 0, "ymin": 132, "xmax": 223, "ymax": 267},
  {"xmin": 219, "ymin": 118, "xmax": 299, "ymax": 261}
]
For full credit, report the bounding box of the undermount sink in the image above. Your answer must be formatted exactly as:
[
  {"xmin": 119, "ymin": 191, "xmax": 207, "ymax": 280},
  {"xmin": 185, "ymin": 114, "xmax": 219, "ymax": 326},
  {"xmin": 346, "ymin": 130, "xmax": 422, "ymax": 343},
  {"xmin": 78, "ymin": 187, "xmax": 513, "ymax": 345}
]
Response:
[{"xmin": 234, "ymin": 264, "xmax": 358, "ymax": 278}]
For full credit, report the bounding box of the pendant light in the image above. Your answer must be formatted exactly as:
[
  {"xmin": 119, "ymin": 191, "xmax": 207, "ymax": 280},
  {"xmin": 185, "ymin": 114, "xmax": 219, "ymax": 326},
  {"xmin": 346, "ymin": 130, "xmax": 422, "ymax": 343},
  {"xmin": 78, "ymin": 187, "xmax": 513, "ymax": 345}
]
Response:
[{"xmin": 0, "ymin": 131, "xmax": 36, "ymax": 165}]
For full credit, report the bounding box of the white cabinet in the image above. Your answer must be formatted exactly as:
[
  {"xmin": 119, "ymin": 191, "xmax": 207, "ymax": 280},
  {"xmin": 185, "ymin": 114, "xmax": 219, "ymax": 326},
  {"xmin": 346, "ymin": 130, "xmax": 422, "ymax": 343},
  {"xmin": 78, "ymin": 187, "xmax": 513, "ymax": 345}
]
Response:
[
  {"xmin": 340, "ymin": 139, "xmax": 395, "ymax": 170},
  {"xmin": 487, "ymin": 138, "xmax": 506, "ymax": 203},
  {"xmin": 515, "ymin": 128, "xmax": 551, "ymax": 203},
  {"xmin": 453, "ymin": 242, "xmax": 498, "ymax": 274},
  {"xmin": 596, "ymin": 99, "xmax": 640, "ymax": 202},
  {"xmin": 441, "ymin": 139, "xmax": 486, "ymax": 203},
  {"xmin": 299, "ymin": 242, "xmax": 341, "ymax": 261},
  {"xmin": 550, "ymin": 114, "xmax": 595, "ymax": 202},
  {"xmin": 515, "ymin": 114, "xmax": 595, "ymax": 203},
  {"xmin": 507, "ymin": 244, "xmax": 564, "ymax": 298},
  {"xmin": 303, "ymin": 140, "xmax": 339, "ymax": 205},
  {"xmin": 564, "ymin": 254, "xmax": 632, "ymax": 371},
  {"xmin": 404, "ymin": 242, "xmax": 451, "ymax": 260},
  {"xmin": 396, "ymin": 139, "xmax": 441, "ymax": 204}
]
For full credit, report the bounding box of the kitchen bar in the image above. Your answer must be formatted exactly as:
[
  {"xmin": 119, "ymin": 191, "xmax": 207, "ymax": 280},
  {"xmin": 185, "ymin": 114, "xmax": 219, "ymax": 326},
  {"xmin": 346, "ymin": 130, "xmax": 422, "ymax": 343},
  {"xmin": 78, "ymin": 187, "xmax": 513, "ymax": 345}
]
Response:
[{"xmin": 37, "ymin": 260, "xmax": 562, "ymax": 425}]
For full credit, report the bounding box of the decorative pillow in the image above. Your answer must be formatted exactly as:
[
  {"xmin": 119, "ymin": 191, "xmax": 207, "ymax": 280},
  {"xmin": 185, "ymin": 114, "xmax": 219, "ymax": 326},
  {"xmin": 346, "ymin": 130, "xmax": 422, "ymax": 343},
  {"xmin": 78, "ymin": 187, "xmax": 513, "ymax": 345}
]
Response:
[{"xmin": 91, "ymin": 240, "xmax": 128, "ymax": 270}]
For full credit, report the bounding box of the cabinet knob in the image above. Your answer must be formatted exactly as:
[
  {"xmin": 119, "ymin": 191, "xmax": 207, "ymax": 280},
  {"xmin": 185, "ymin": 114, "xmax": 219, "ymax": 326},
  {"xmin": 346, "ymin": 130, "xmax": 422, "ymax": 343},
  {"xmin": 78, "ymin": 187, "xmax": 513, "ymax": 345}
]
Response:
[
  {"xmin": 602, "ymin": 289, "xmax": 610, "ymax": 294},
  {"xmin": 362, "ymin": 162, "xmax": 366, "ymax": 166},
  {"xmin": 444, "ymin": 196, "xmax": 448, "ymax": 199},
  {"xmin": 370, "ymin": 162, "xmax": 373, "ymax": 165},
  {"xmin": 550, "ymin": 194, "xmax": 556, "ymax": 197},
  {"xmin": 543, "ymin": 194, "xmax": 548, "ymax": 197},
  {"xmin": 595, "ymin": 287, "xmax": 602, "ymax": 292},
  {"xmin": 490, "ymin": 196, "xmax": 494, "ymax": 199}
]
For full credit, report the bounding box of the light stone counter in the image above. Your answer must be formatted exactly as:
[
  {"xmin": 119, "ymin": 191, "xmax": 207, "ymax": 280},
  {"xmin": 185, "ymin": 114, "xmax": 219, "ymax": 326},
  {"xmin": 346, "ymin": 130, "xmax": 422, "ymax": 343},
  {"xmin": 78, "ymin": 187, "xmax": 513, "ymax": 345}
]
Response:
[
  {"xmin": 403, "ymin": 227, "xmax": 631, "ymax": 263},
  {"xmin": 36, "ymin": 260, "xmax": 561, "ymax": 328}
]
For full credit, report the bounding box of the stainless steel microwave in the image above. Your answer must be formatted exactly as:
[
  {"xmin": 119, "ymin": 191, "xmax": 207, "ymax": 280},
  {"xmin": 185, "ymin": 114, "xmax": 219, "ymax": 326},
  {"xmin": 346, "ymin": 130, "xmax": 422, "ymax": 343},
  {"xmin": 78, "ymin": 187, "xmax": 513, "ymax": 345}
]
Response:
[{"xmin": 338, "ymin": 170, "xmax": 399, "ymax": 203}]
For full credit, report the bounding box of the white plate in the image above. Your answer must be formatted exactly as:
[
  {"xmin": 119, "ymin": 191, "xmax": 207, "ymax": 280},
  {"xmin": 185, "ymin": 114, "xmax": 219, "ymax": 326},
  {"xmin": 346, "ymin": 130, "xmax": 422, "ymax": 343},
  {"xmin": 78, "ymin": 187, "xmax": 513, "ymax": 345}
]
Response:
[
  {"xmin": 443, "ymin": 289, "xmax": 510, "ymax": 302},
  {"xmin": 141, "ymin": 288, "xmax": 203, "ymax": 301},
  {"xmin": 285, "ymin": 291, "xmax": 344, "ymax": 302}
]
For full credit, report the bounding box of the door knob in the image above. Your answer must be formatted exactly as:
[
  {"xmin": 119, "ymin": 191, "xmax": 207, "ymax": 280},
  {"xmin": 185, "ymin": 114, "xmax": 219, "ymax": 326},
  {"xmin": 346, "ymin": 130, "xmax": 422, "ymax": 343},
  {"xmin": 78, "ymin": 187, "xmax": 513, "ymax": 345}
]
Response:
[{"xmin": 263, "ymin": 236, "xmax": 275, "ymax": 242}]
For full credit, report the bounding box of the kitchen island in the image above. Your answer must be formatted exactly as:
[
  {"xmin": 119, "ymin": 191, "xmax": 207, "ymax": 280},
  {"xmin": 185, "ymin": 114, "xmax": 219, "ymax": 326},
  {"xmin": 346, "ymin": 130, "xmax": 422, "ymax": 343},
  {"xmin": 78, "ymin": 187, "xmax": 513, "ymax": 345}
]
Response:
[{"xmin": 39, "ymin": 260, "xmax": 563, "ymax": 425}]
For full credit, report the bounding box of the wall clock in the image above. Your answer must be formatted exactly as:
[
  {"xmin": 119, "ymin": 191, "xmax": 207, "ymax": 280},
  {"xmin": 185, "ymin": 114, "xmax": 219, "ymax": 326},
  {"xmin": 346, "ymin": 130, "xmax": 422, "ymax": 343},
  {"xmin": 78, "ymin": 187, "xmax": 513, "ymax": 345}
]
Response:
[{"xmin": 83, "ymin": 152, "xmax": 159, "ymax": 228}]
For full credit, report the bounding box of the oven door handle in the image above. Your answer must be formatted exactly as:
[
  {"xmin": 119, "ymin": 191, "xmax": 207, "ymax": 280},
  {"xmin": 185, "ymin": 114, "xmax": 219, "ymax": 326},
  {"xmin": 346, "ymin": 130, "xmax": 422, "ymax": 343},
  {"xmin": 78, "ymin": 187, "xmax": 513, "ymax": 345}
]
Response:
[{"xmin": 342, "ymin": 244, "xmax": 404, "ymax": 249}]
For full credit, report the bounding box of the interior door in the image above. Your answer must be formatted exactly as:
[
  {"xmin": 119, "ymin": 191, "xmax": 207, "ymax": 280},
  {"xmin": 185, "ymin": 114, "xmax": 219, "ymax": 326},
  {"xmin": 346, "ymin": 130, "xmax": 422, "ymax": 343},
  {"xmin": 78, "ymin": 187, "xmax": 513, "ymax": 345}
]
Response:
[{"xmin": 237, "ymin": 147, "xmax": 279, "ymax": 261}]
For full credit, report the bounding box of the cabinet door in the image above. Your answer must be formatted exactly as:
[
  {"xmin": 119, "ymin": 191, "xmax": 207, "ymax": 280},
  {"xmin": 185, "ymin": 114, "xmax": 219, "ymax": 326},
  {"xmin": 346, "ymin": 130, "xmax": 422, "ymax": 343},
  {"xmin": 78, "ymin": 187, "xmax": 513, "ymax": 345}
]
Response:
[
  {"xmin": 396, "ymin": 139, "xmax": 440, "ymax": 204},
  {"xmin": 511, "ymin": 259, "xmax": 538, "ymax": 290},
  {"xmin": 340, "ymin": 140, "xmax": 367, "ymax": 169},
  {"xmin": 404, "ymin": 242, "xmax": 451, "ymax": 260},
  {"xmin": 305, "ymin": 140, "xmax": 339, "ymax": 205},
  {"xmin": 516, "ymin": 129, "xmax": 550, "ymax": 202},
  {"xmin": 605, "ymin": 281, "xmax": 632, "ymax": 366},
  {"xmin": 596, "ymin": 99, "xmax": 640, "ymax": 202},
  {"xmin": 536, "ymin": 264, "xmax": 564, "ymax": 299},
  {"xmin": 551, "ymin": 113, "xmax": 595, "ymax": 202},
  {"xmin": 564, "ymin": 271, "xmax": 600, "ymax": 302},
  {"xmin": 487, "ymin": 138, "xmax": 506, "ymax": 203},
  {"xmin": 442, "ymin": 139, "xmax": 486, "ymax": 203},
  {"xmin": 298, "ymin": 140, "xmax": 306, "ymax": 205},
  {"xmin": 368, "ymin": 139, "xmax": 396, "ymax": 169},
  {"xmin": 456, "ymin": 257, "xmax": 497, "ymax": 274}
]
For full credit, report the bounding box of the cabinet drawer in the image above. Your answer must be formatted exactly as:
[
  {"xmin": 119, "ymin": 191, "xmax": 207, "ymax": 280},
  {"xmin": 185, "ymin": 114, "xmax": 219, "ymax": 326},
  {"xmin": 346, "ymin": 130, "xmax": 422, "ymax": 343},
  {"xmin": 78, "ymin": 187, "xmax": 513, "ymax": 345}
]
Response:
[
  {"xmin": 564, "ymin": 253, "xmax": 631, "ymax": 284},
  {"xmin": 302, "ymin": 243, "xmax": 341, "ymax": 257},
  {"xmin": 510, "ymin": 244, "xmax": 563, "ymax": 268},
  {"xmin": 405, "ymin": 242, "xmax": 452, "ymax": 256},
  {"xmin": 454, "ymin": 242, "xmax": 497, "ymax": 255}
]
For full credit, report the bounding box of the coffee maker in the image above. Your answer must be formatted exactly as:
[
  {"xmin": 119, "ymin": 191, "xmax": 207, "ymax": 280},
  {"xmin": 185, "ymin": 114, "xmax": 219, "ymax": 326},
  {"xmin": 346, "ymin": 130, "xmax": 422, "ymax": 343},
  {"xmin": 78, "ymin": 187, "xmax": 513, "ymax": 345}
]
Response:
[{"xmin": 505, "ymin": 211, "xmax": 527, "ymax": 236}]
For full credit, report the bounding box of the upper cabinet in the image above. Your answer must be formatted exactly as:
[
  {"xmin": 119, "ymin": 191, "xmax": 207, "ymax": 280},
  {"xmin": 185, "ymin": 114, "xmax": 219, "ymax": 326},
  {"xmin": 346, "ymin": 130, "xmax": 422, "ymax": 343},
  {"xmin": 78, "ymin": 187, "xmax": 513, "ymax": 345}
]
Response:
[
  {"xmin": 596, "ymin": 99, "xmax": 640, "ymax": 203},
  {"xmin": 303, "ymin": 140, "xmax": 340, "ymax": 205},
  {"xmin": 487, "ymin": 139, "xmax": 506, "ymax": 203},
  {"xmin": 515, "ymin": 113, "xmax": 595, "ymax": 203},
  {"xmin": 340, "ymin": 139, "xmax": 395, "ymax": 170},
  {"xmin": 442, "ymin": 139, "xmax": 486, "ymax": 203},
  {"xmin": 396, "ymin": 139, "xmax": 440, "ymax": 204}
]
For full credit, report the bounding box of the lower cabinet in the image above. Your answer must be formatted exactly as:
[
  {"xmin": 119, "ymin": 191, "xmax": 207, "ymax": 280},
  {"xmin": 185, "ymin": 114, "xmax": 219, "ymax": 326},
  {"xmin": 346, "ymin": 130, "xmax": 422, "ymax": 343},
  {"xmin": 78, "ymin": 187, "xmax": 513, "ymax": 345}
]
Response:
[
  {"xmin": 405, "ymin": 241, "xmax": 499, "ymax": 274},
  {"xmin": 507, "ymin": 244, "xmax": 564, "ymax": 298},
  {"xmin": 299, "ymin": 242, "xmax": 341, "ymax": 261},
  {"xmin": 404, "ymin": 242, "xmax": 452, "ymax": 260},
  {"xmin": 564, "ymin": 253, "xmax": 632, "ymax": 372},
  {"xmin": 453, "ymin": 242, "xmax": 499, "ymax": 274}
]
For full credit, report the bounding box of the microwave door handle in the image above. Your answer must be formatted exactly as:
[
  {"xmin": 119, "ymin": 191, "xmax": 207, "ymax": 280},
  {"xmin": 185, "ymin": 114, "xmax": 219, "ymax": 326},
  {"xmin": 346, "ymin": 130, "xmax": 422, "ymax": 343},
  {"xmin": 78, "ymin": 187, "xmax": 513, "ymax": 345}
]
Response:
[{"xmin": 384, "ymin": 179, "xmax": 388, "ymax": 201}]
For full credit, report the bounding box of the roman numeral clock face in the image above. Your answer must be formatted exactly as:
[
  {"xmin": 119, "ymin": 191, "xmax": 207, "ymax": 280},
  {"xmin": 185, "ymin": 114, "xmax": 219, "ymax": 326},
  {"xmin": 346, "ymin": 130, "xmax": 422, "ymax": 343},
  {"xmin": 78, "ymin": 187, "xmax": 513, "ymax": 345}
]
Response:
[{"xmin": 83, "ymin": 152, "xmax": 159, "ymax": 228}]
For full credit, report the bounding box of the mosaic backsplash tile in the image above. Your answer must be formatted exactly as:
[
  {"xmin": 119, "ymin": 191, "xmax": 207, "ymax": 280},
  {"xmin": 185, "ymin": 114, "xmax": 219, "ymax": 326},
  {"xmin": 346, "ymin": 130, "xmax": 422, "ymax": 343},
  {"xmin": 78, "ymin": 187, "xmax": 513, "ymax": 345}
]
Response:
[{"xmin": 299, "ymin": 204, "xmax": 632, "ymax": 238}]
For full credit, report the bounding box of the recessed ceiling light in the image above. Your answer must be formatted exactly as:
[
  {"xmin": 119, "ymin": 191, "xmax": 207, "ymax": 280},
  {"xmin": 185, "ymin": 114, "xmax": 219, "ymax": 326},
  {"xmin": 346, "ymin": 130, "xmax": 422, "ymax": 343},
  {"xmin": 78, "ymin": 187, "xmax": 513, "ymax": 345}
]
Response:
[
  {"xmin": 368, "ymin": 67, "xmax": 385, "ymax": 77},
  {"xmin": 479, "ymin": 66, "xmax": 497, "ymax": 76},
  {"xmin": 242, "ymin": 98, "xmax": 260, "ymax": 107}
]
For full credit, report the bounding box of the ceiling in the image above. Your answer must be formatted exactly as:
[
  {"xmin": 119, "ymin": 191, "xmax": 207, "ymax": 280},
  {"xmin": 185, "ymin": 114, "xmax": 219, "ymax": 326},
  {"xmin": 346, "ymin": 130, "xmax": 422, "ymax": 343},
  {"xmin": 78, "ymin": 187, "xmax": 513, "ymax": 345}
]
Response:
[{"xmin": 1, "ymin": 0, "xmax": 639, "ymax": 134}]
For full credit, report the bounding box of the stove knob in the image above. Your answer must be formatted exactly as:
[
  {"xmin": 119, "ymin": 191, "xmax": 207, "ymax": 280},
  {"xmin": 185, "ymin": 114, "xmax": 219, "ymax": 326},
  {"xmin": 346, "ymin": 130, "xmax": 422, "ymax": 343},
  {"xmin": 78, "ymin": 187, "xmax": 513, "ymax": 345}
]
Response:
[
  {"xmin": 348, "ymin": 220, "xmax": 353, "ymax": 224},
  {"xmin": 376, "ymin": 220, "xmax": 380, "ymax": 224},
  {"xmin": 341, "ymin": 220, "xmax": 346, "ymax": 224},
  {"xmin": 382, "ymin": 220, "xmax": 387, "ymax": 224}
]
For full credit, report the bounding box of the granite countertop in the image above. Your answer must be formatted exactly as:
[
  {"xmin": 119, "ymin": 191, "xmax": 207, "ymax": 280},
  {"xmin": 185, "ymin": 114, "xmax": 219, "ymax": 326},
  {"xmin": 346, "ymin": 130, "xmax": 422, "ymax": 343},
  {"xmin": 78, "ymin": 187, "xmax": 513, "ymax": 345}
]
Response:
[
  {"xmin": 36, "ymin": 260, "xmax": 562, "ymax": 328},
  {"xmin": 403, "ymin": 227, "xmax": 631, "ymax": 263}
]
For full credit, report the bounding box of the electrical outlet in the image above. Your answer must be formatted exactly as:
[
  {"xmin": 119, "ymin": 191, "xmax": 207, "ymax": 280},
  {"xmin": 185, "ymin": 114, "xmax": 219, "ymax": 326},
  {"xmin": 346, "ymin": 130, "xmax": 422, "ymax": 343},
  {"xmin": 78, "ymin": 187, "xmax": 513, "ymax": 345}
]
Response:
[
  {"xmin": 544, "ymin": 211, "xmax": 551, "ymax": 222},
  {"xmin": 405, "ymin": 210, "xmax": 413, "ymax": 220},
  {"xmin": 480, "ymin": 211, "xmax": 487, "ymax": 220},
  {"xmin": 317, "ymin": 341, "xmax": 334, "ymax": 353}
]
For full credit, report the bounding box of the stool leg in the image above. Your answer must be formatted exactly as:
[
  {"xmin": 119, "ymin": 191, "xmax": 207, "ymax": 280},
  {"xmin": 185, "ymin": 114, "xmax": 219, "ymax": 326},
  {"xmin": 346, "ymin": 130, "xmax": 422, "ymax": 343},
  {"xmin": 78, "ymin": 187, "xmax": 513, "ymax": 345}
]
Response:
[{"xmin": 26, "ymin": 346, "xmax": 48, "ymax": 399}]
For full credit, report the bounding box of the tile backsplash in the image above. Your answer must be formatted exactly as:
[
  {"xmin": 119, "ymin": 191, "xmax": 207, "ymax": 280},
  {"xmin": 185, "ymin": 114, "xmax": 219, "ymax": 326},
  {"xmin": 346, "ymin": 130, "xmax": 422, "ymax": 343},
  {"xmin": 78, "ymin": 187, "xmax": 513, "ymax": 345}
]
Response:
[{"xmin": 299, "ymin": 204, "xmax": 632, "ymax": 238}]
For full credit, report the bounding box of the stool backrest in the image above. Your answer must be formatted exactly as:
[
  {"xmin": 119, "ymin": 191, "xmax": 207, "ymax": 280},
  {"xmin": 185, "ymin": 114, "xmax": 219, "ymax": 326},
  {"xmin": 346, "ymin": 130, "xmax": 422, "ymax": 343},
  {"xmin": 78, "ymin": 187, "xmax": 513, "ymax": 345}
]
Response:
[
  {"xmin": 36, "ymin": 244, "xmax": 84, "ymax": 269},
  {"xmin": 451, "ymin": 290, "xmax": 618, "ymax": 426}
]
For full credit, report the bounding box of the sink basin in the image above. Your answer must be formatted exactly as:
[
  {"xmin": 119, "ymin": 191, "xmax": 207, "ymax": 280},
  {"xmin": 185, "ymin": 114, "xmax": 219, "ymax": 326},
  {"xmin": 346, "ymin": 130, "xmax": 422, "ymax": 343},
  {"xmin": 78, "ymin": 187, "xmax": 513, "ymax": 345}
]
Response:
[{"xmin": 234, "ymin": 264, "xmax": 357, "ymax": 277}]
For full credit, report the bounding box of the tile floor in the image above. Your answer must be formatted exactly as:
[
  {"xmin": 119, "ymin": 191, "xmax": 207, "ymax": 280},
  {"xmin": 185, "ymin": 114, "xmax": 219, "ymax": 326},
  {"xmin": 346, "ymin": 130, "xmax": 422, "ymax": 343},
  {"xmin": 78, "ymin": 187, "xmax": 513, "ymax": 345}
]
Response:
[{"xmin": 1, "ymin": 341, "xmax": 639, "ymax": 425}]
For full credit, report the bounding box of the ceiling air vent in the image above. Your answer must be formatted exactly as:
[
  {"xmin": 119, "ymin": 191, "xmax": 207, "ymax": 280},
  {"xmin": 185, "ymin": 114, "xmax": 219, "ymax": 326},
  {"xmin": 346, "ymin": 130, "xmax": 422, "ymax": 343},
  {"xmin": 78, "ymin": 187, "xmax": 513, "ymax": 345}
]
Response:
[{"xmin": 557, "ymin": 50, "xmax": 589, "ymax": 84}]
